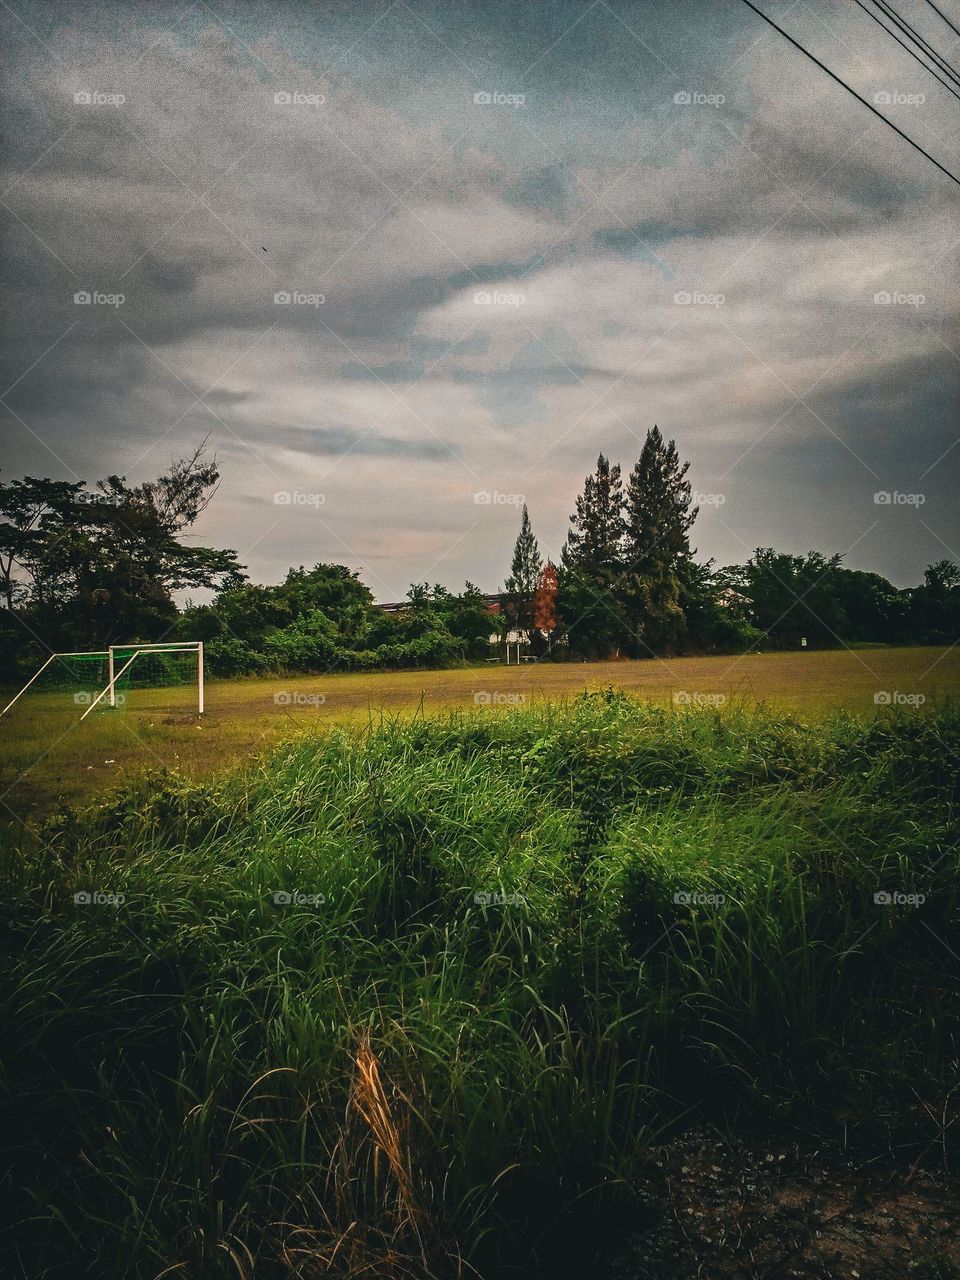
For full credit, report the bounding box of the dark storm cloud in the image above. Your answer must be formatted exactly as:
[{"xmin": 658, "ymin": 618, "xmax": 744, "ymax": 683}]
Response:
[{"xmin": 1, "ymin": 0, "xmax": 957, "ymax": 597}]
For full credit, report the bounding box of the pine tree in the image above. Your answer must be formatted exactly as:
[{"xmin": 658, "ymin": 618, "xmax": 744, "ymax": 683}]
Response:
[
  {"xmin": 621, "ymin": 427, "xmax": 698, "ymax": 654},
  {"xmin": 559, "ymin": 455, "xmax": 629, "ymax": 658},
  {"xmin": 503, "ymin": 503, "xmax": 542, "ymax": 630},
  {"xmin": 623, "ymin": 426, "xmax": 697, "ymax": 573},
  {"xmin": 561, "ymin": 454, "xmax": 625, "ymax": 574}
]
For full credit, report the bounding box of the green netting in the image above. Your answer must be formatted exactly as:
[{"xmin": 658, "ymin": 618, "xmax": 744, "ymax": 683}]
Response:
[
  {"xmin": 99, "ymin": 647, "xmax": 200, "ymax": 715},
  {"xmin": 18, "ymin": 653, "xmax": 111, "ymax": 711},
  {"xmin": 34, "ymin": 652, "xmax": 111, "ymax": 689},
  {"xmin": 109, "ymin": 647, "xmax": 199, "ymax": 692},
  {"xmin": 3, "ymin": 647, "xmax": 200, "ymax": 719}
]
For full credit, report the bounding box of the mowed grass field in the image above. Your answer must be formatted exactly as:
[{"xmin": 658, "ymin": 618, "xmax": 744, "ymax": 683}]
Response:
[{"xmin": 1, "ymin": 644, "xmax": 957, "ymax": 814}]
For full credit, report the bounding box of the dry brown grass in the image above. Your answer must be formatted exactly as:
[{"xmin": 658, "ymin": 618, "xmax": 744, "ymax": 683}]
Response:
[{"xmin": 281, "ymin": 1034, "xmax": 463, "ymax": 1280}]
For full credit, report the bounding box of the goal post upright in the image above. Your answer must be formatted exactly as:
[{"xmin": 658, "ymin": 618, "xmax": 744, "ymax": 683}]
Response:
[{"xmin": 100, "ymin": 641, "xmax": 204, "ymax": 720}]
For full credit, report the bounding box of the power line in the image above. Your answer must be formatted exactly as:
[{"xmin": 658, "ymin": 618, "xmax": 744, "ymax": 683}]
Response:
[
  {"xmin": 872, "ymin": 0, "xmax": 960, "ymax": 87},
  {"xmin": 852, "ymin": 0, "xmax": 960, "ymax": 101},
  {"xmin": 876, "ymin": 0, "xmax": 960, "ymax": 84},
  {"xmin": 738, "ymin": 0, "xmax": 960, "ymax": 188},
  {"xmin": 924, "ymin": 0, "xmax": 960, "ymax": 42}
]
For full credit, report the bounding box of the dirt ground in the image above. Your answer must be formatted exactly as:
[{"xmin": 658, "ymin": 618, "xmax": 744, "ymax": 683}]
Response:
[{"xmin": 615, "ymin": 1129, "xmax": 959, "ymax": 1279}]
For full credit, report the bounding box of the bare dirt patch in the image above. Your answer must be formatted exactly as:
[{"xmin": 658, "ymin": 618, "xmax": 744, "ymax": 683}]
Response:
[{"xmin": 616, "ymin": 1130, "xmax": 959, "ymax": 1279}]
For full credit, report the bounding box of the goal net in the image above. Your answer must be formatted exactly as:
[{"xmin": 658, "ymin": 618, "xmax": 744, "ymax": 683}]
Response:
[{"xmin": 1, "ymin": 642, "xmax": 204, "ymax": 722}]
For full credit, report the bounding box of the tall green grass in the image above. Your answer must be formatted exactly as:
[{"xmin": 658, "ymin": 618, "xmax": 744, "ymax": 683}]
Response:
[{"xmin": 1, "ymin": 693, "xmax": 958, "ymax": 1277}]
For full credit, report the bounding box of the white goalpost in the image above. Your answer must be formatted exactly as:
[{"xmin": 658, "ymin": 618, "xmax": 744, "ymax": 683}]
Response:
[
  {"xmin": 0, "ymin": 641, "xmax": 204, "ymax": 721},
  {"xmin": 80, "ymin": 642, "xmax": 204, "ymax": 720}
]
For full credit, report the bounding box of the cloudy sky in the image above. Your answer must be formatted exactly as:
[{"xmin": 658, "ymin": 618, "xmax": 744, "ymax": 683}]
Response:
[{"xmin": 1, "ymin": 0, "xmax": 958, "ymax": 600}]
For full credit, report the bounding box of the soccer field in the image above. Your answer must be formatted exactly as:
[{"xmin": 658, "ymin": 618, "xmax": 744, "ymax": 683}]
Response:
[{"xmin": 1, "ymin": 644, "xmax": 957, "ymax": 814}]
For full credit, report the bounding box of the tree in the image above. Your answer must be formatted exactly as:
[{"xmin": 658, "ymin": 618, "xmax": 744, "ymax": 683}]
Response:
[
  {"xmin": 830, "ymin": 568, "xmax": 907, "ymax": 643},
  {"xmin": 446, "ymin": 582, "xmax": 497, "ymax": 659},
  {"xmin": 623, "ymin": 426, "xmax": 697, "ymax": 572},
  {"xmin": 922, "ymin": 559, "xmax": 960, "ymax": 593},
  {"xmin": 0, "ymin": 477, "xmax": 84, "ymax": 611},
  {"xmin": 561, "ymin": 455, "xmax": 625, "ymax": 575},
  {"xmin": 0, "ymin": 447, "xmax": 245, "ymax": 657},
  {"xmin": 503, "ymin": 504, "xmax": 542, "ymax": 632},
  {"xmin": 677, "ymin": 558, "xmax": 761, "ymax": 653},
  {"xmin": 559, "ymin": 455, "xmax": 628, "ymax": 658},
  {"xmin": 621, "ymin": 427, "xmax": 698, "ymax": 655},
  {"xmin": 531, "ymin": 561, "xmax": 560, "ymax": 656},
  {"xmin": 725, "ymin": 548, "xmax": 847, "ymax": 648},
  {"xmin": 907, "ymin": 560, "xmax": 960, "ymax": 643}
]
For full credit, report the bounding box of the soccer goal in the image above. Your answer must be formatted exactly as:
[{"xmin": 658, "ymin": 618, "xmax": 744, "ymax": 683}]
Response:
[{"xmin": 0, "ymin": 641, "xmax": 204, "ymax": 721}]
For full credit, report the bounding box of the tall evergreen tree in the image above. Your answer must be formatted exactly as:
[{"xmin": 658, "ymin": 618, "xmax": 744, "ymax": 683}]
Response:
[
  {"xmin": 620, "ymin": 427, "xmax": 698, "ymax": 655},
  {"xmin": 503, "ymin": 503, "xmax": 542, "ymax": 630},
  {"xmin": 561, "ymin": 454, "xmax": 625, "ymax": 575},
  {"xmin": 559, "ymin": 455, "xmax": 629, "ymax": 658},
  {"xmin": 623, "ymin": 426, "xmax": 697, "ymax": 572}
]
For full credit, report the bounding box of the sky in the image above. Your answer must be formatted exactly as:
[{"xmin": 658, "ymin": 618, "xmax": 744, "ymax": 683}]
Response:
[{"xmin": 1, "ymin": 0, "xmax": 958, "ymax": 601}]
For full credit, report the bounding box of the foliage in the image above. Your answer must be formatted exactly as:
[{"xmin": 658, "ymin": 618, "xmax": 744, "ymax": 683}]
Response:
[
  {"xmin": 2, "ymin": 439, "xmax": 958, "ymax": 681},
  {"xmin": 531, "ymin": 561, "xmax": 559, "ymax": 655},
  {"xmin": 502, "ymin": 503, "xmax": 543, "ymax": 632},
  {"xmin": 2, "ymin": 701, "xmax": 958, "ymax": 1277},
  {"xmin": 560, "ymin": 454, "xmax": 630, "ymax": 657},
  {"xmin": 0, "ymin": 446, "xmax": 243, "ymax": 656}
]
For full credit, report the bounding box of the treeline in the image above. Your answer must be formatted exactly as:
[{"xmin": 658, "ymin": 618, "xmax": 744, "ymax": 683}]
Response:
[
  {"xmin": 504, "ymin": 428, "xmax": 960, "ymax": 659},
  {"xmin": 176, "ymin": 572, "xmax": 494, "ymax": 676},
  {"xmin": 1, "ymin": 435, "xmax": 957, "ymax": 681}
]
